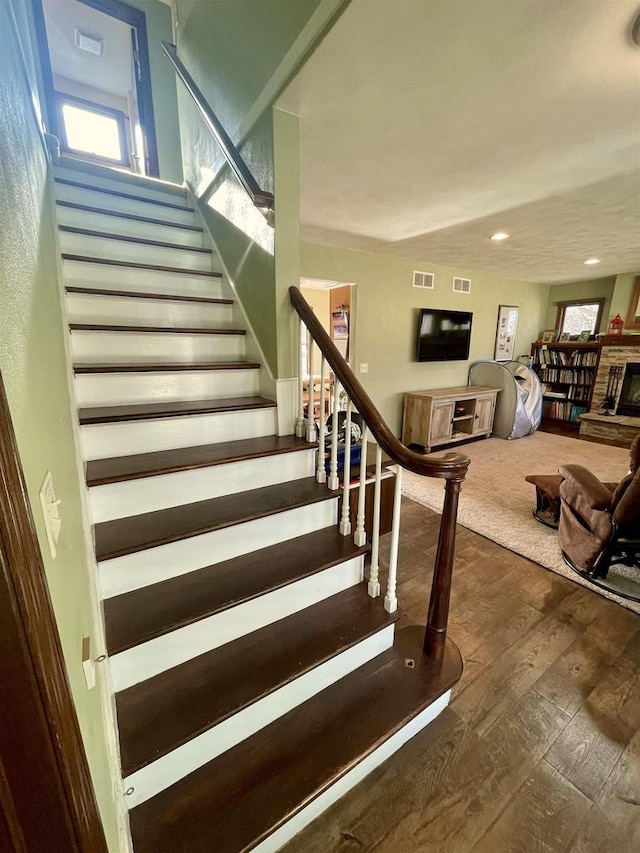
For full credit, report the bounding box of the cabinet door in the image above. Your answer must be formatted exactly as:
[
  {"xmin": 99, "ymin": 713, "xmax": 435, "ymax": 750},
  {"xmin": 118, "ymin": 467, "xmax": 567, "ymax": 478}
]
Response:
[
  {"xmin": 473, "ymin": 395, "xmax": 495, "ymax": 434},
  {"xmin": 430, "ymin": 402, "xmax": 455, "ymax": 444}
]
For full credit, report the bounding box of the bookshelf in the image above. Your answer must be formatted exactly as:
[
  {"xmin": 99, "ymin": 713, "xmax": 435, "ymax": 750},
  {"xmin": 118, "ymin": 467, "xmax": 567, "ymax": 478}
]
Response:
[{"xmin": 530, "ymin": 341, "xmax": 600, "ymax": 435}]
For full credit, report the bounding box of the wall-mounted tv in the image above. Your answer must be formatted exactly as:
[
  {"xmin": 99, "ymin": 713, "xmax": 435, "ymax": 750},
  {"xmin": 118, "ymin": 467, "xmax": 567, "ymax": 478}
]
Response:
[{"xmin": 416, "ymin": 308, "xmax": 473, "ymax": 362}]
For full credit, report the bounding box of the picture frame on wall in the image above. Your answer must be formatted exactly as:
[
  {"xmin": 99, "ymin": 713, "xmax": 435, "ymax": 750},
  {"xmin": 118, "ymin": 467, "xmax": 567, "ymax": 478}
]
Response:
[{"xmin": 494, "ymin": 305, "xmax": 518, "ymax": 361}]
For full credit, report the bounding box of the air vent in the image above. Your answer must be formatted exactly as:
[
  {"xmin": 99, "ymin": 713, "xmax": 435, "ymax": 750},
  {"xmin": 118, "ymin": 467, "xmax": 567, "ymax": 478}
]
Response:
[
  {"xmin": 453, "ymin": 277, "xmax": 471, "ymax": 294},
  {"xmin": 74, "ymin": 28, "xmax": 104, "ymax": 56},
  {"xmin": 413, "ymin": 270, "xmax": 434, "ymax": 289}
]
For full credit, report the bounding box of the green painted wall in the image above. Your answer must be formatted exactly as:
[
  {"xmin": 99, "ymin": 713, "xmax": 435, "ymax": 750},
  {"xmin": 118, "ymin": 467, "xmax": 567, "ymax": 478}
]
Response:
[
  {"xmin": 301, "ymin": 242, "xmax": 549, "ymax": 433},
  {"xmin": 1, "ymin": 2, "xmax": 119, "ymax": 848},
  {"xmin": 611, "ymin": 271, "xmax": 640, "ymax": 332},
  {"xmin": 543, "ymin": 277, "xmax": 616, "ymax": 333}
]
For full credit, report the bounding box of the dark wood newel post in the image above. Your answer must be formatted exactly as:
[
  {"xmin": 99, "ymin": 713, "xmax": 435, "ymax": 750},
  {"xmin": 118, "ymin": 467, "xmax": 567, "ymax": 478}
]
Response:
[{"xmin": 423, "ymin": 477, "xmax": 464, "ymax": 659}]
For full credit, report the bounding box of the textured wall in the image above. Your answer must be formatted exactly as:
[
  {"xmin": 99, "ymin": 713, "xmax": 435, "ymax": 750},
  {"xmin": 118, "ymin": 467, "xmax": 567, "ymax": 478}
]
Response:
[{"xmin": 0, "ymin": 1, "xmax": 120, "ymax": 848}]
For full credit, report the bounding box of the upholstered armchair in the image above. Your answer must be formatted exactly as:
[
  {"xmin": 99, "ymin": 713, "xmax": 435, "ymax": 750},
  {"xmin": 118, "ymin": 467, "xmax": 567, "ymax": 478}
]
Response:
[{"xmin": 558, "ymin": 435, "xmax": 640, "ymax": 581}]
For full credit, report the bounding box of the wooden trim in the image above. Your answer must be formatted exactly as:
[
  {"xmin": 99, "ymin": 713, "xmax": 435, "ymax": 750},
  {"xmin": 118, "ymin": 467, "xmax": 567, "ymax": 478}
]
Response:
[
  {"xmin": 65, "ymin": 286, "xmax": 230, "ymax": 304},
  {"xmin": 554, "ymin": 297, "xmax": 605, "ymax": 335},
  {"xmin": 59, "ymin": 225, "xmax": 212, "ymax": 254},
  {"xmin": 55, "ymin": 178, "xmax": 191, "ymax": 211},
  {"xmin": 56, "ymin": 200, "xmax": 203, "ymax": 232},
  {"xmin": 625, "ymin": 276, "xmax": 640, "ymax": 331},
  {"xmin": 61, "ymin": 254, "xmax": 221, "ymax": 277},
  {"xmin": 161, "ymin": 42, "xmax": 274, "ymax": 210},
  {"xmin": 0, "ymin": 371, "xmax": 107, "ymax": 851}
]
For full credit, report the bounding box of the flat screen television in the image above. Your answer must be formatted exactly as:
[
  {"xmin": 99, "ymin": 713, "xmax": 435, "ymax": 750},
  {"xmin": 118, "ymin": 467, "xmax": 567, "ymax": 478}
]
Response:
[{"xmin": 416, "ymin": 308, "xmax": 473, "ymax": 362}]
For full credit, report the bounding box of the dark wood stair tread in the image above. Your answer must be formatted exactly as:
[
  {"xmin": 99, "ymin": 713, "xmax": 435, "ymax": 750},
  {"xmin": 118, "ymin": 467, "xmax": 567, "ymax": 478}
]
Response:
[
  {"xmin": 70, "ymin": 323, "xmax": 244, "ymax": 335},
  {"xmin": 55, "ymin": 176, "xmax": 191, "ymax": 211},
  {"xmin": 66, "ymin": 286, "xmax": 231, "ymax": 305},
  {"xmin": 86, "ymin": 434, "xmax": 312, "ymax": 486},
  {"xmin": 79, "ymin": 395, "xmax": 274, "ymax": 427},
  {"xmin": 95, "ymin": 475, "xmax": 335, "ymax": 561},
  {"xmin": 116, "ymin": 584, "xmax": 392, "ymax": 776},
  {"xmin": 59, "ymin": 225, "xmax": 212, "ymax": 254},
  {"xmin": 56, "ymin": 200, "xmax": 202, "ymax": 232},
  {"xmin": 129, "ymin": 627, "xmax": 462, "ymax": 853},
  {"xmin": 74, "ymin": 361, "xmax": 259, "ymax": 376},
  {"xmin": 61, "ymin": 254, "xmax": 221, "ymax": 277}
]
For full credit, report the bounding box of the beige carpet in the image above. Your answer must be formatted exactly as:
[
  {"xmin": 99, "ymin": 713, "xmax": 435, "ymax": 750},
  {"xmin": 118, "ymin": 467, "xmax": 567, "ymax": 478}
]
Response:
[{"xmin": 401, "ymin": 432, "xmax": 640, "ymax": 615}]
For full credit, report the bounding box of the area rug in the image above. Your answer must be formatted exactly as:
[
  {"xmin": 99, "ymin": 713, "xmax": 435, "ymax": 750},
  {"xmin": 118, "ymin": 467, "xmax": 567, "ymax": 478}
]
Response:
[{"xmin": 400, "ymin": 432, "xmax": 640, "ymax": 615}]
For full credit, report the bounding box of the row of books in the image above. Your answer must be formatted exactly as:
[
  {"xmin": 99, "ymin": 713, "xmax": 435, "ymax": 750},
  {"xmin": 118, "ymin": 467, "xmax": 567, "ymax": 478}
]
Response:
[
  {"xmin": 537, "ymin": 368, "xmax": 593, "ymax": 384},
  {"xmin": 542, "ymin": 386, "xmax": 591, "ymax": 402},
  {"xmin": 535, "ymin": 349, "xmax": 598, "ymax": 367},
  {"xmin": 542, "ymin": 400, "xmax": 588, "ymax": 422}
]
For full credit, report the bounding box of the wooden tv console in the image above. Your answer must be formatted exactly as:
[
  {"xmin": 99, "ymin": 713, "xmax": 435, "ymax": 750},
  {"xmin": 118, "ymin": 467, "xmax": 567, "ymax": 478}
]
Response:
[{"xmin": 401, "ymin": 385, "xmax": 500, "ymax": 453}]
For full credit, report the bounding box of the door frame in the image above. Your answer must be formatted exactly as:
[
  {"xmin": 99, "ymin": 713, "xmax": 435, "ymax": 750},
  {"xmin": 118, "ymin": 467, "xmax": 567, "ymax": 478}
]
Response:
[
  {"xmin": 0, "ymin": 370, "xmax": 107, "ymax": 852},
  {"xmin": 31, "ymin": 0, "xmax": 160, "ymax": 177}
]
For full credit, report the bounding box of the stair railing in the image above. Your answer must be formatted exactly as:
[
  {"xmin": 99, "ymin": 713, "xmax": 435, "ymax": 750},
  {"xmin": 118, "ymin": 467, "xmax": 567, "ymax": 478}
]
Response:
[
  {"xmin": 291, "ymin": 286, "xmax": 470, "ymax": 660},
  {"xmin": 161, "ymin": 41, "xmax": 274, "ymax": 211}
]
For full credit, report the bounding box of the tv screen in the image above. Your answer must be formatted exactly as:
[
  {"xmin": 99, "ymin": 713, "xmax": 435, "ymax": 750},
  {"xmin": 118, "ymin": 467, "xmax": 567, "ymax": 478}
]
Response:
[{"xmin": 417, "ymin": 308, "xmax": 473, "ymax": 362}]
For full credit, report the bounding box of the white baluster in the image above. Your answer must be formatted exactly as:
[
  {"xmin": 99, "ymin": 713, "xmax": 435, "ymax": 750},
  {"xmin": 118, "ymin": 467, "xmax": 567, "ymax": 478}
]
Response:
[
  {"xmin": 328, "ymin": 381, "xmax": 340, "ymax": 490},
  {"xmin": 384, "ymin": 466, "xmax": 403, "ymax": 613},
  {"xmin": 316, "ymin": 356, "xmax": 327, "ymax": 483},
  {"xmin": 305, "ymin": 329, "xmax": 317, "ymax": 442},
  {"xmin": 339, "ymin": 402, "xmax": 353, "ymax": 536},
  {"xmin": 295, "ymin": 319, "xmax": 305, "ymax": 438},
  {"xmin": 367, "ymin": 443, "xmax": 382, "ymax": 598},
  {"xmin": 354, "ymin": 425, "xmax": 369, "ymax": 547}
]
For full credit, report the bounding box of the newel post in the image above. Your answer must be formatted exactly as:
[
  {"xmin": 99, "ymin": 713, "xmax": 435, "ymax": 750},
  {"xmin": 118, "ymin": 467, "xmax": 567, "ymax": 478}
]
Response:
[{"xmin": 423, "ymin": 476, "xmax": 464, "ymax": 659}]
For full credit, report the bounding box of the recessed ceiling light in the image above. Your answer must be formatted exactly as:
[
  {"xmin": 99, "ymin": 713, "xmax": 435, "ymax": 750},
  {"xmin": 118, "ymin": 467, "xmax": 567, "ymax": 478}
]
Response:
[
  {"xmin": 584, "ymin": 258, "xmax": 601, "ymax": 265},
  {"xmin": 490, "ymin": 232, "xmax": 510, "ymax": 241}
]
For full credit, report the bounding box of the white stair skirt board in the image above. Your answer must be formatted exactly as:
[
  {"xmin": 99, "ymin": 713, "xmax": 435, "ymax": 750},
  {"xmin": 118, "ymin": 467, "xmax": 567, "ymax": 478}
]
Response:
[
  {"xmin": 56, "ymin": 207, "xmax": 204, "ymax": 248},
  {"xmin": 54, "ymin": 167, "xmax": 187, "ymax": 204},
  {"xmin": 58, "ymin": 231, "xmax": 214, "ymax": 272},
  {"xmin": 70, "ymin": 330, "xmax": 245, "ymax": 365},
  {"xmin": 75, "ymin": 369, "xmax": 259, "ymax": 409},
  {"xmin": 123, "ymin": 621, "xmax": 392, "ymax": 808},
  {"xmin": 254, "ymin": 690, "xmax": 452, "ymax": 853},
  {"xmin": 62, "ymin": 260, "xmax": 224, "ymax": 300},
  {"xmin": 55, "ymin": 182, "xmax": 195, "ymax": 225},
  {"xmin": 81, "ymin": 407, "xmax": 275, "ymax": 460},
  {"xmin": 99, "ymin": 498, "xmax": 339, "ymax": 598},
  {"xmin": 90, "ymin": 448, "xmax": 317, "ymax": 522},
  {"xmin": 66, "ymin": 293, "xmax": 234, "ymax": 329},
  {"xmin": 111, "ymin": 556, "xmax": 366, "ymax": 692}
]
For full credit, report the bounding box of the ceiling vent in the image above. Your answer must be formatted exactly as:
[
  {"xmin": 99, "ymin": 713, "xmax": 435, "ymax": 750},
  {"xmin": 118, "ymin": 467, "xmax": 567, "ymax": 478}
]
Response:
[
  {"xmin": 453, "ymin": 276, "xmax": 471, "ymax": 294},
  {"xmin": 74, "ymin": 28, "xmax": 104, "ymax": 56},
  {"xmin": 413, "ymin": 270, "xmax": 434, "ymax": 289}
]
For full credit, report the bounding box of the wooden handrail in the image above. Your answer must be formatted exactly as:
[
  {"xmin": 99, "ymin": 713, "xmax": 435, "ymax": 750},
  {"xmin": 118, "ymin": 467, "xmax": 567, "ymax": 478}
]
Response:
[
  {"xmin": 290, "ymin": 286, "xmax": 470, "ymax": 481},
  {"xmin": 161, "ymin": 41, "xmax": 274, "ymax": 210}
]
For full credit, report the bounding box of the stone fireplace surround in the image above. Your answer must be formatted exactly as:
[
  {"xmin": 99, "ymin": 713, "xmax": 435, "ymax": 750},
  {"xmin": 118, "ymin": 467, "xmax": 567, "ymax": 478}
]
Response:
[{"xmin": 579, "ymin": 335, "xmax": 640, "ymax": 446}]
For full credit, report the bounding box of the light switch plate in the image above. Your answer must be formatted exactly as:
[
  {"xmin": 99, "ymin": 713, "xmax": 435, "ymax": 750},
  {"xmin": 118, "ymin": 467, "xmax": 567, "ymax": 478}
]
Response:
[
  {"xmin": 39, "ymin": 471, "xmax": 62, "ymax": 560},
  {"xmin": 359, "ymin": 363, "xmax": 369, "ymax": 374}
]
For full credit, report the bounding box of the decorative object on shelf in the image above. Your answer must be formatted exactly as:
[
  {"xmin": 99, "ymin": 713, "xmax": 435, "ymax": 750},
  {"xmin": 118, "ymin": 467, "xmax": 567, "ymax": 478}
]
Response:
[
  {"xmin": 493, "ymin": 305, "xmax": 518, "ymax": 361},
  {"xmin": 600, "ymin": 365, "xmax": 624, "ymax": 414},
  {"xmin": 559, "ymin": 332, "xmax": 571, "ymax": 342},
  {"xmin": 607, "ymin": 314, "xmax": 624, "ymax": 335},
  {"xmin": 626, "ymin": 276, "xmax": 640, "ymax": 331},
  {"xmin": 577, "ymin": 330, "xmax": 592, "ymax": 342},
  {"xmin": 541, "ymin": 330, "xmax": 557, "ymax": 343}
]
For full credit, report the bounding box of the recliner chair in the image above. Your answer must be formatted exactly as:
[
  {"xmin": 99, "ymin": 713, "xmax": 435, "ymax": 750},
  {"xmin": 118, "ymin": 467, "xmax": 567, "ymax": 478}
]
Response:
[{"xmin": 558, "ymin": 435, "xmax": 640, "ymax": 593}]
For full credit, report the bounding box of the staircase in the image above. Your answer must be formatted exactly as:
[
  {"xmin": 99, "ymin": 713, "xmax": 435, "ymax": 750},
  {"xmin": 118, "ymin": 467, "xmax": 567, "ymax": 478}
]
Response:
[{"xmin": 53, "ymin": 161, "xmax": 461, "ymax": 853}]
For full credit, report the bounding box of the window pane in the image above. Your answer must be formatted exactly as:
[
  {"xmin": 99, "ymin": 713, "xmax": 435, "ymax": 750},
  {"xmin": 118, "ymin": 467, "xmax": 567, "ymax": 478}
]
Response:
[
  {"xmin": 562, "ymin": 303, "xmax": 599, "ymax": 336},
  {"xmin": 62, "ymin": 104, "xmax": 122, "ymax": 161}
]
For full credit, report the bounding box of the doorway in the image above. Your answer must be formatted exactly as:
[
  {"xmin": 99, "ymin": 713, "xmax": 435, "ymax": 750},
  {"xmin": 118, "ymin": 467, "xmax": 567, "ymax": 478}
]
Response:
[{"xmin": 33, "ymin": 0, "xmax": 160, "ymax": 176}]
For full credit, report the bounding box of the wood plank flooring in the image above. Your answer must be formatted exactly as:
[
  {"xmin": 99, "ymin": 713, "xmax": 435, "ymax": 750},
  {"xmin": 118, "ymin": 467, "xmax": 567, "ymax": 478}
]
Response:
[{"xmin": 283, "ymin": 497, "xmax": 640, "ymax": 853}]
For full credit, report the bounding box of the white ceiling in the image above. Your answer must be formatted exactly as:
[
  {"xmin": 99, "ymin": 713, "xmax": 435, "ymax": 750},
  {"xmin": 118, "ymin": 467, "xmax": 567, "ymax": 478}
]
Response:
[
  {"xmin": 279, "ymin": 0, "xmax": 640, "ymax": 284},
  {"xmin": 43, "ymin": 0, "xmax": 135, "ymax": 99}
]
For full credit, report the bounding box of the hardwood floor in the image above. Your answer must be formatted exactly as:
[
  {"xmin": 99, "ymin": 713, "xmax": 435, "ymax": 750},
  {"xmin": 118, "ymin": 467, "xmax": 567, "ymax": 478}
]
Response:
[{"xmin": 283, "ymin": 498, "xmax": 640, "ymax": 853}]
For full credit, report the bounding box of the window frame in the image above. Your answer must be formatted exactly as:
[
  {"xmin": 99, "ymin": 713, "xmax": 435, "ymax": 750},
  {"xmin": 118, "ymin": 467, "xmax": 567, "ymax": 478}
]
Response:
[
  {"xmin": 55, "ymin": 93, "xmax": 129, "ymax": 167},
  {"xmin": 555, "ymin": 298, "xmax": 605, "ymax": 336}
]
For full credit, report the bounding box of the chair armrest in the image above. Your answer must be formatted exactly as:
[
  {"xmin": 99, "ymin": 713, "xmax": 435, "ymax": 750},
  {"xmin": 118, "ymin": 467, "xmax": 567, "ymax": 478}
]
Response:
[{"xmin": 558, "ymin": 464, "xmax": 613, "ymax": 511}]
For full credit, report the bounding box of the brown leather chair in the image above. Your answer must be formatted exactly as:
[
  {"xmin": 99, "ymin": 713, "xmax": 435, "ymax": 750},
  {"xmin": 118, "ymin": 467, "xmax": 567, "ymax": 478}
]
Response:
[{"xmin": 558, "ymin": 435, "xmax": 640, "ymax": 589}]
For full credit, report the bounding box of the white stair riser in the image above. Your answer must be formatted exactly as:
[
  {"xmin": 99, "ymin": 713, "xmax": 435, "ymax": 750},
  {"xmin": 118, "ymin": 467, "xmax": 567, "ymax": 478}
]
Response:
[
  {"xmin": 255, "ymin": 691, "xmax": 452, "ymax": 853},
  {"xmin": 70, "ymin": 330, "xmax": 245, "ymax": 365},
  {"xmin": 57, "ymin": 206, "xmax": 204, "ymax": 248},
  {"xmin": 54, "ymin": 167, "xmax": 187, "ymax": 204},
  {"xmin": 55, "ymin": 182, "xmax": 195, "ymax": 225},
  {"xmin": 59, "ymin": 231, "xmax": 214, "ymax": 272},
  {"xmin": 99, "ymin": 498, "xmax": 339, "ymax": 598},
  {"xmin": 123, "ymin": 620, "xmax": 391, "ymax": 808},
  {"xmin": 75, "ymin": 369, "xmax": 258, "ymax": 409},
  {"xmin": 90, "ymin": 449, "xmax": 317, "ymax": 522},
  {"xmin": 81, "ymin": 407, "xmax": 275, "ymax": 460},
  {"xmin": 62, "ymin": 260, "xmax": 224, "ymax": 300},
  {"xmin": 66, "ymin": 293, "xmax": 234, "ymax": 328}
]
